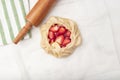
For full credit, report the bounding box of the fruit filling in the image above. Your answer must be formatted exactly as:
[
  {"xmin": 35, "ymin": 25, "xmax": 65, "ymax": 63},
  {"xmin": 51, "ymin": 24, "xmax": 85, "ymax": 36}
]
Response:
[{"xmin": 48, "ymin": 24, "xmax": 71, "ymax": 48}]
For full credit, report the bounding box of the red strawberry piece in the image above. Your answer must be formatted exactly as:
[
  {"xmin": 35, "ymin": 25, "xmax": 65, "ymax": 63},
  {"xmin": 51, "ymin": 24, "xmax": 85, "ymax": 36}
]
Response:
[
  {"xmin": 64, "ymin": 30, "xmax": 71, "ymax": 37},
  {"xmin": 48, "ymin": 31, "xmax": 55, "ymax": 39},
  {"xmin": 50, "ymin": 24, "xmax": 59, "ymax": 32},
  {"xmin": 62, "ymin": 37, "xmax": 71, "ymax": 47},
  {"xmin": 49, "ymin": 38, "xmax": 55, "ymax": 44},
  {"xmin": 54, "ymin": 32, "xmax": 60, "ymax": 37},
  {"xmin": 58, "ymin": 26, "xmax": 66, "ymax": 34},
  {"xmin": 55, "ymin": 35, "xmax": 64, "ymax": 45}
]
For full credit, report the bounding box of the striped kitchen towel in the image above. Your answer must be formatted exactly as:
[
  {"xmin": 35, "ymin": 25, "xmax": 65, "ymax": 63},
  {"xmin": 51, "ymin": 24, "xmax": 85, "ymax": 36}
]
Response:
[{"xmin": 0, "ymin": 0, "xmax": 31, "ymax": 45}]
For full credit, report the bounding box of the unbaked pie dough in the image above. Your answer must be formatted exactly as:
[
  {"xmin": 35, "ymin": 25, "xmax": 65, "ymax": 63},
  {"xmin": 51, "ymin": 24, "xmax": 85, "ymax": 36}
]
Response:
[{"xmin": 40, "ymin": 16, "xmax": 82, "ymax": 58}]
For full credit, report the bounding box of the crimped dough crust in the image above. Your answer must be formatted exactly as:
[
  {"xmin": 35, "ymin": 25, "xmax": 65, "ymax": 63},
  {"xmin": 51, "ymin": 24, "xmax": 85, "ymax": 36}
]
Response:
[{"xmin": 40, "ymin": 16, "xmax": 82, "ymax": 57}]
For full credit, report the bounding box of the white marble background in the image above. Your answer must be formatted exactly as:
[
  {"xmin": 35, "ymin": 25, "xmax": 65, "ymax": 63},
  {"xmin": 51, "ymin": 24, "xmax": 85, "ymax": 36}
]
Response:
[{"xmin": 0, "ymin": 0, "xmax": 120, "ymax": 80}]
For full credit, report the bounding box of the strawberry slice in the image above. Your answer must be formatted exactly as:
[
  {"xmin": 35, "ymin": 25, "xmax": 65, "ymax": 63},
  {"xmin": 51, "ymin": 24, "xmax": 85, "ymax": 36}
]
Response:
[
  {"xmin": 54, "ymin": 32, "xmax": 59, "ymax": 37},
  {"xmin": 64, "ymin": 30, "xmax": 71, "ymax": 37},
  {"xmin": 48, "ymin": 31, "xmax": 55, "ymax": 39},
  {"xmin": 58, "ymin": 26, "xmax": 66, "ymax": 34},
  {"xmin": 49, "ymin": 38, "xmax": 55, "ymax": 44},
  {"xmin": 55, "ymin": 35, "xmax": 64, "ymax": 45},
  {"xmin": 48, "ymin": 24, "xmax": 71, "ymax": 48},
  {"xmin": 62, "ymin": 37, "xmax": 71, "ymax": 47},
  {"xmin": 50, "ymin": 24, "xmax": 59, "ymax": 32}
]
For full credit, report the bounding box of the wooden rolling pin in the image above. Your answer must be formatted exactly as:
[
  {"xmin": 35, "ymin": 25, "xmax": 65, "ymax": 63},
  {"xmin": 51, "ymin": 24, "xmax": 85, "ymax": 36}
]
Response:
[{"xmin": 13, "ymin": 0, "xmax": 56, "ymax": 44}]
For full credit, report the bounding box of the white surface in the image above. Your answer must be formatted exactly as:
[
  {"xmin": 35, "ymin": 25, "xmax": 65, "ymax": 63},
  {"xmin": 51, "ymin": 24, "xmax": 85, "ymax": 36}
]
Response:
[{"xmin": 0, "ymin": 0, "xmax": 120, "ymax": 80}]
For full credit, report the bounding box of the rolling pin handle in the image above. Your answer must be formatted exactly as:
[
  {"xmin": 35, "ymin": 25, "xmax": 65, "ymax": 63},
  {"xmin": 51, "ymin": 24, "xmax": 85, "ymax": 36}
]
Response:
[{"xmin": 13, "ymin": 22, "xmax": 32, "ymax": 44}]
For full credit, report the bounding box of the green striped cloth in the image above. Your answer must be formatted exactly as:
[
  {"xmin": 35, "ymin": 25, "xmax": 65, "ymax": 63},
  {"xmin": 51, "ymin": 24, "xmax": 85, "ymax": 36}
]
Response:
[{"xmin": 0, "ymin": 0, "xmax": 31, "ymax": 45}]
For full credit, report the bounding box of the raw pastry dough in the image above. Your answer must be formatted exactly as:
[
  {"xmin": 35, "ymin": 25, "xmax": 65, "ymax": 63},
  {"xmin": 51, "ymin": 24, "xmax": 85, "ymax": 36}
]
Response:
[{"xmin": 40, "ymin": 16, "xmax": 82, "ymax": 57}]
